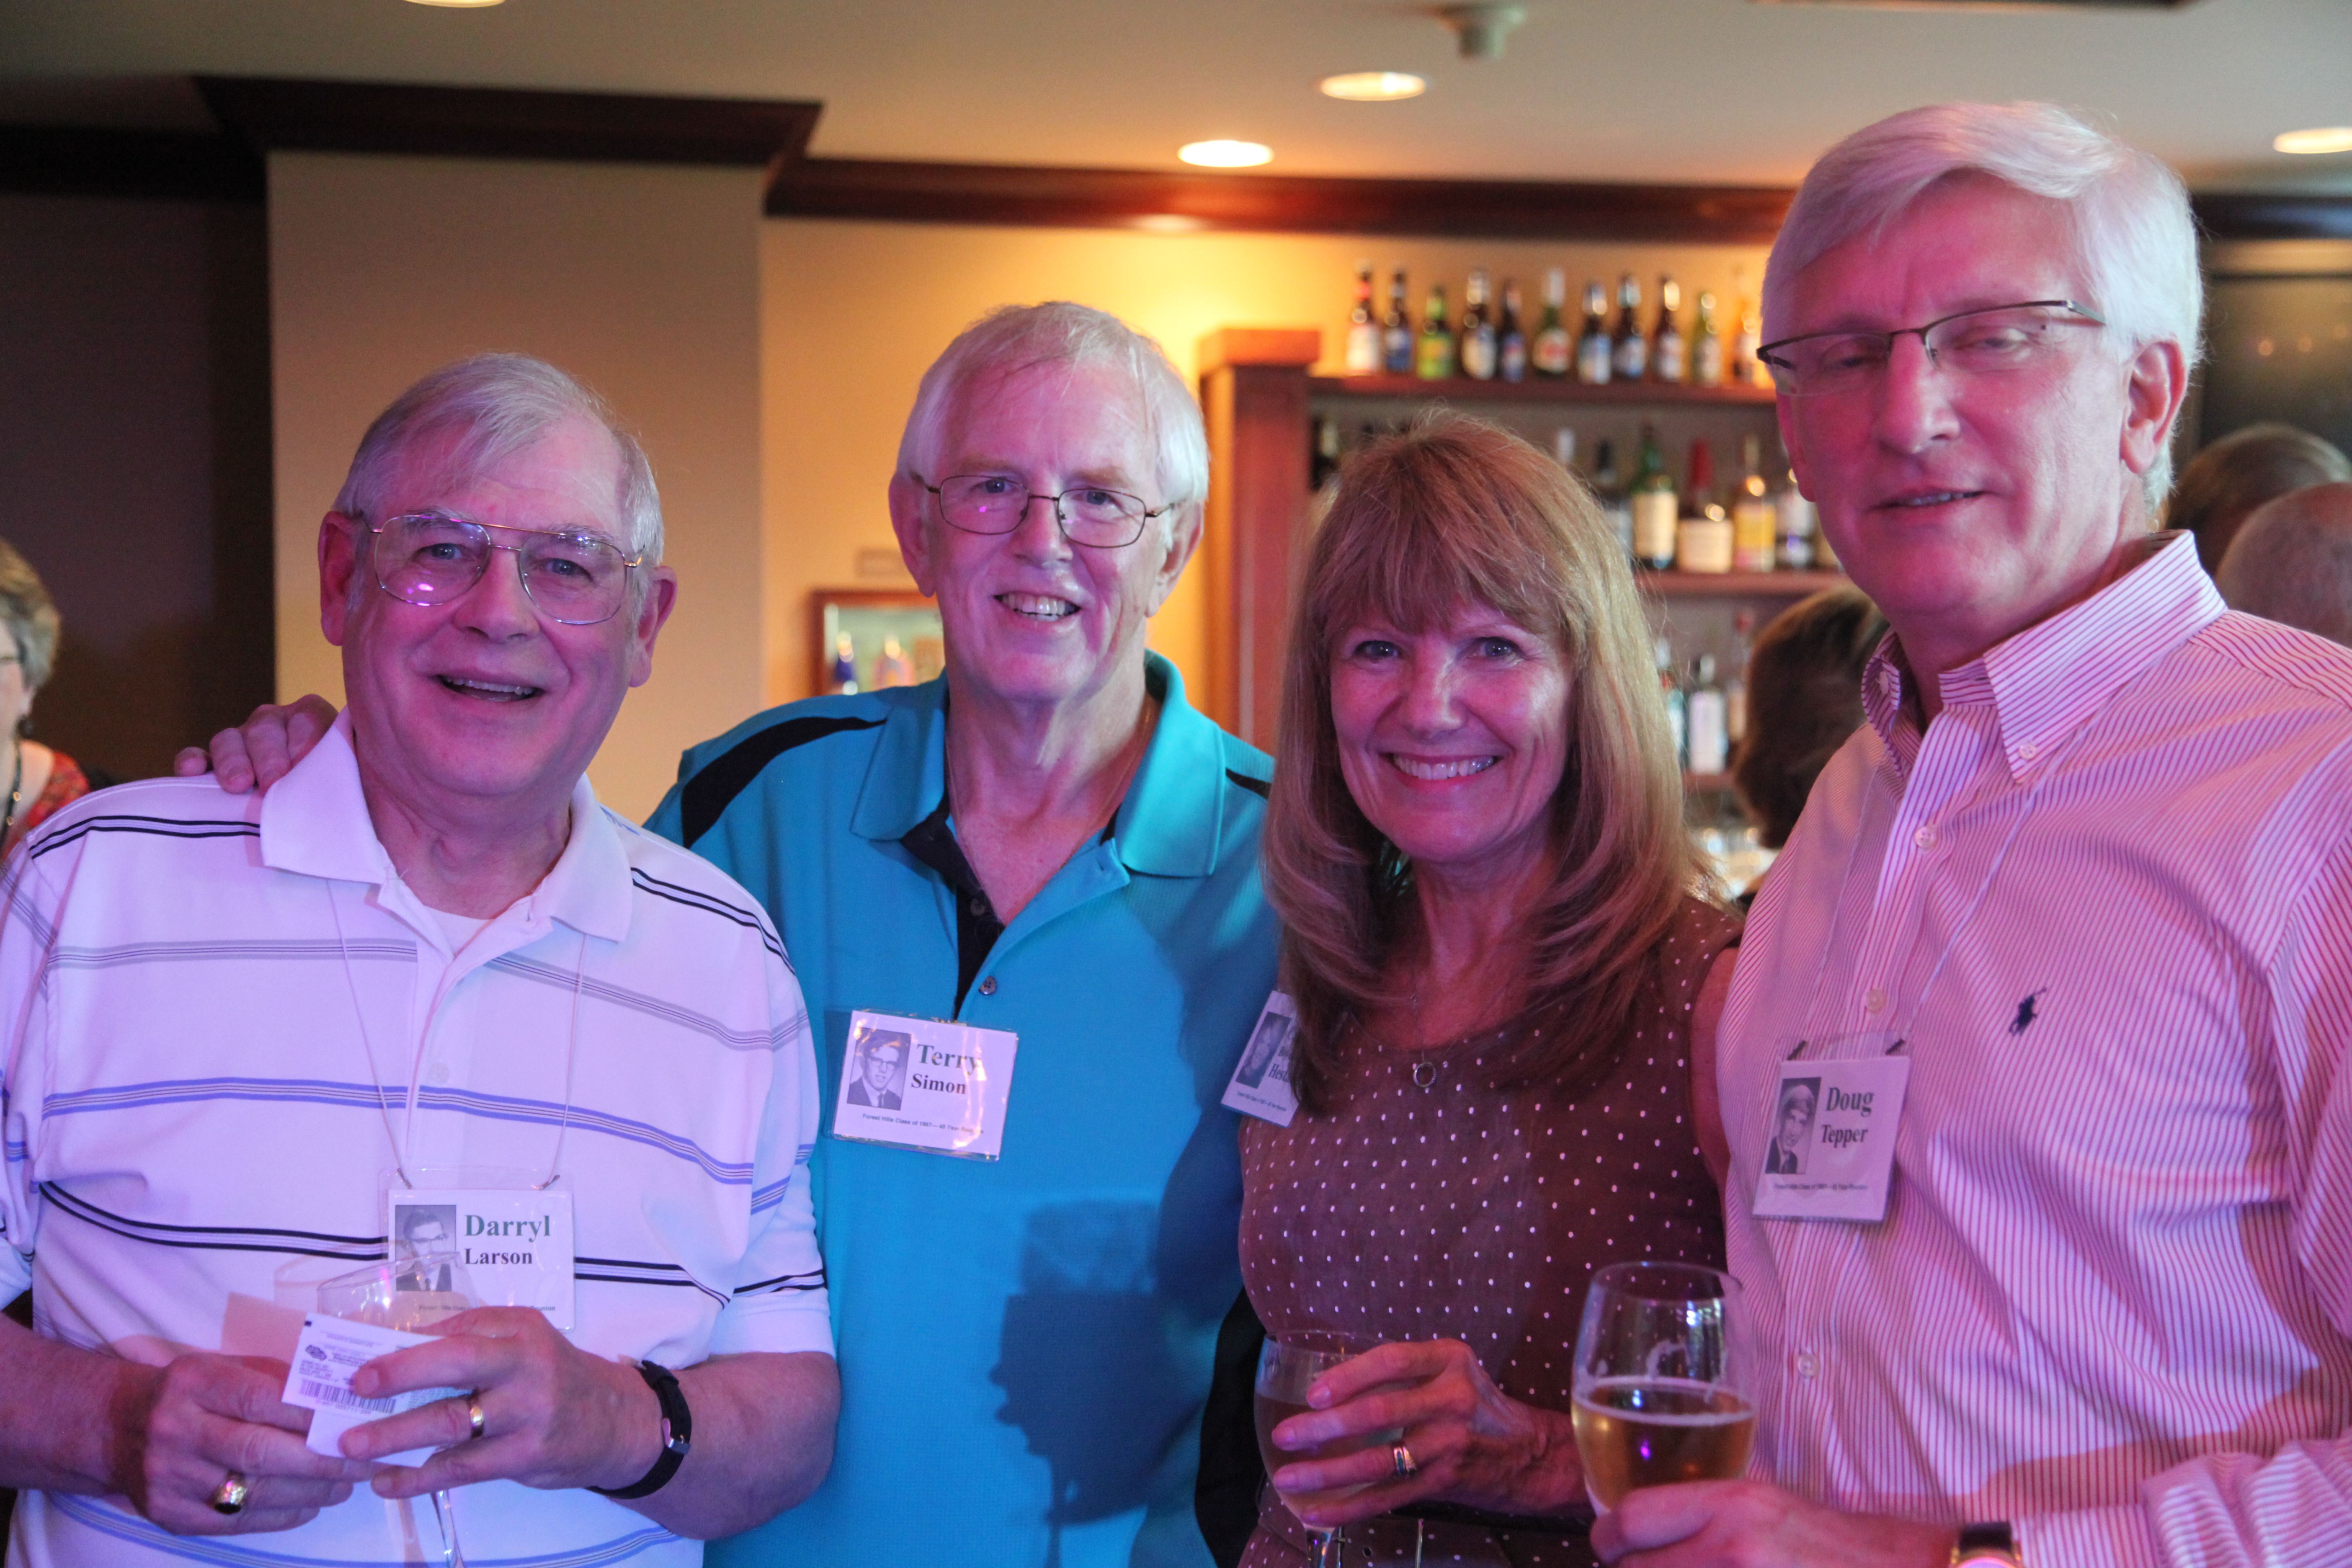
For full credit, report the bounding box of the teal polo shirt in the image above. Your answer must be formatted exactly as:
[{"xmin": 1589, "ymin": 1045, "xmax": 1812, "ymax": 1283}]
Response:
[{"xmin": 647, "ymin": 654, "xmax": 1277, "ymax": 1568}]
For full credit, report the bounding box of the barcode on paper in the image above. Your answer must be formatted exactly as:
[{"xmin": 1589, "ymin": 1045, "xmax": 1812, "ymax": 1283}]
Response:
[{"xmin": 298, "ymin": 1378, "xmax": 396, "ymax": 1415}]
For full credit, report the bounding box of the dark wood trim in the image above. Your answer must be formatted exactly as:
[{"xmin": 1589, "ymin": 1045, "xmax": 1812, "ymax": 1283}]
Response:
[
  {"xmin": 769, "ymin": 157, "xmax": 1795, "ymax": 243},
  {"xmin": 1312, "ymin": 374, "xmax": 1776, "ymax": 406},
  {"xmin": 2194, "ymin": 191, "xmax": 2352, "ymax": 243},
  {"xmin": 196, "ymin": 77, "xmax": 820, "ymax": 170},
  {"xmin": 0, "ymin": 126, "xmax": 262, "ymax": 202}
]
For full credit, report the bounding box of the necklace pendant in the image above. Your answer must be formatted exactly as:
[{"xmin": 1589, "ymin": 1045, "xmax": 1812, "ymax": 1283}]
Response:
[{"xmin": 1411, "ymin": 1060, "xmax": 1437, "ymax": 1088}]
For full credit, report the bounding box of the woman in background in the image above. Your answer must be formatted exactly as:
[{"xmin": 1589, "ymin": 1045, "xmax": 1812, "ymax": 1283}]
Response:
[
  {"xmin": 1234, "ymin": 414, "xmax": 1738, "ymax": 1566},
  {"xmin": 1728, "ymin": 585, "xmax": 1886, "ymax": 905},
  {"xmin": 0, "ymin": 539, "xmax": 91, "ymax": 854}
]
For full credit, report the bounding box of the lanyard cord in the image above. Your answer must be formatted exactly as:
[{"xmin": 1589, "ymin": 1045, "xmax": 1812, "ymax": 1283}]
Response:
[{"xmin": 327, "ymin": 881, "xmax": 587, "ymax": 1191}]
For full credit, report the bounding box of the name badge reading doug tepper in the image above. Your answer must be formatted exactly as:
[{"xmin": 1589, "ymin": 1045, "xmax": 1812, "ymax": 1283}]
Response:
[
  {"xmin": 833, "ymin": 1009, "xmax": 1019, "ymax": 1160},
  {"xmin": 1750, "ymin": 1050, "xmax": 1910, "ymax": 1223}
]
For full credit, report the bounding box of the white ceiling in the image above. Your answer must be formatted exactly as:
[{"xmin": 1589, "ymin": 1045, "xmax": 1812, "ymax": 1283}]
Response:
[{"xmin": 2, "ymin": 0, "xmax": 2348, "ymax": 192}]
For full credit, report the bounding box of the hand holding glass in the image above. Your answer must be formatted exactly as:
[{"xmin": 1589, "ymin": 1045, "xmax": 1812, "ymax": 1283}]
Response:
[
  {"xmin": 1570, "ymin": 1261, "xmax": 1754, "ymax": 1512},
  {"xmin": 1255, "ymin": 1335, "xmax": 1400, "ymax": 1568}
]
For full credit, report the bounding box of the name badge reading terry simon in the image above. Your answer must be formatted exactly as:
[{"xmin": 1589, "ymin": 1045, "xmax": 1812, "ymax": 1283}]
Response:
[
  {"xmin": 1220, "ymin": 991, "xmax": 1300, "ymax": 1127},
  {"xmin": 833, "ymin": 1010, "xmax": 1019, "ymax": 1161},
  {"xmin": 387, "ymin": 1187, "xmax": 576, "ymax": 1331},
  {"xmin": 1750, "ymin": 1050, "xmax": 1911, "ymax": 1224}
]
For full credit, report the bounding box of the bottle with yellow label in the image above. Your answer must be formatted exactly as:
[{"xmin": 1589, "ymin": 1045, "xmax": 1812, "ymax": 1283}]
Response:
[{"xmin": 1732, "ymin": 434, "xmax": 1778, "ymax": 572}]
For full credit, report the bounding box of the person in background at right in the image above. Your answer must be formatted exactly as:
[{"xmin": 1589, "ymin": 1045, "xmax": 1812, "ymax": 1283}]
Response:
[
  {"xmin": 1595, "ymin": 101, "xmax": 2352, "ymax": 1568},
  {"xmin": 2217, "ymin": 480, "xmax": 2352, "ymax": 647},
  {"xmin": 0, "ymin": 538, "xmax": 93, "ymax": 855},
  {"xmin": 2164, "ymin": 420, "xmax": 2349, "ymax": 575},
  {"xmin": 1727, "ymin": 585, "xmax": 1886, "ymax": 907}
]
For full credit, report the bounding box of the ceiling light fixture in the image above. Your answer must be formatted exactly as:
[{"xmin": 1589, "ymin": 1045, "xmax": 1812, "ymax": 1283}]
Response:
[
  {"xmin": 2275, "ymin": 127, "xmax": 2352, "ymax": 156},
  {"xmin": 1439, "ymin": 4, "xmax": 1525, "ymax": 60},
  {"xmin": 405, "ymin": 0, "xmax": 505, "ymax": 8},
  {"xmin": 1319, "ymin": 72, "xmax": 1427, "ymax": 102},
  {"xmin": 1179, "ymin": 140, "xmax": 1273, "ymax": 168}
]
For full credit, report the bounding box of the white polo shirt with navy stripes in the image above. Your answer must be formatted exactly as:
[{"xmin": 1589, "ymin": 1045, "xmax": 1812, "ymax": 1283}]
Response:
[{"xmin": 0, "ymin": 715, "xmax": 830, "ymax": 1567}]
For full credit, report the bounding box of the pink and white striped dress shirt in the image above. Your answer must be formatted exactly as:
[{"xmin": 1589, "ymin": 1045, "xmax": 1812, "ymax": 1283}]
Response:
[{"xmin": 1719, "ymin": 532, "xmax": 2352, "ymax": 1568}]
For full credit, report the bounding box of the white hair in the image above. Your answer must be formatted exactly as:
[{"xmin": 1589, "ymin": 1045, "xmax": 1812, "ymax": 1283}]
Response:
[
  {"xmin": 334, "ymin": 353, "xmax": 663, "ymax": 562},
  {"xmin": 1764, "ymin": 101, "xmax": 2202, "ymax": 504},
  {"xmin": 895, "ymin": 302, "xmax": 1210, "ymax": 521}
]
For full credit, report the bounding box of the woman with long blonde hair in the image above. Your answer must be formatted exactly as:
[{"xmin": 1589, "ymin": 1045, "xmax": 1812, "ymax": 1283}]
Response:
[{"xmin": 1229, "ymin": 413, "xmax": 1738, "ymax": 1567}]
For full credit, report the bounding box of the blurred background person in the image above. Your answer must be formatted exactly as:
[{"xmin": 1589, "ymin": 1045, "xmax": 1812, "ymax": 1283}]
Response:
[
  {"xmin": 2166, "ymin": 420, "xmax": 2351, "ymax": 575},
  {"xmin": 2216, "ymin": 480, "xmax": 2352, "ymax": 647},
  {"xmin": 1225, "ymin": 415, "xmax": 1739, "ymax": 1567},
  {"xmin": 1727, "ymin": 585, "xmax": 1888, "ymax": 907},
  {"xmin": 0, "ymin": 539, "xmax": 93, "ymax": 856}
]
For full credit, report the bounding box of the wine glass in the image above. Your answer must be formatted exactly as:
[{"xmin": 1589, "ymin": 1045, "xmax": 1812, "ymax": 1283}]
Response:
[
  {"xmin": 1254, "ymin": 1333, "xmax": 1398, "ymax": 1568},
  {"xmin": 317, "ymin": 1253, "xmax": 479, "ymax": 1568},
  {"xmin": 1569, "ymin": 1261, "xmax": 1753, "ymax": 1513}
]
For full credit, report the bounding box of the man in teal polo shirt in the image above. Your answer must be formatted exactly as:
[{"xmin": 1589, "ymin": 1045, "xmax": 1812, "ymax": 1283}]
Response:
[
  {"xmin": 177, "ymin": 304, "xmax": 1278, "ymax": 1566},
  {"xmin": 661, "ymin": 303, "xmax": 1276, "ymax": 1567}
]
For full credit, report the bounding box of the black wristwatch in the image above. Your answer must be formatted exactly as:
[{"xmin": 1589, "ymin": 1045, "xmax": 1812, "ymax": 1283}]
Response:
[
  {"xmin": 1952, "ymin": 1521, "xmax": 2024, "ymax": 1568},
  {"xmin": 589, "ymin": 1359, "xmax": 694, "ymax": 1500}
]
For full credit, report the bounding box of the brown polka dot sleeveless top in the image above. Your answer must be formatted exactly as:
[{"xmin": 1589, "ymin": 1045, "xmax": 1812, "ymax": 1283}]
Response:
[{"xmin": 1237, "ymin": 897, "xmax": 1740, "ymax": 1568}]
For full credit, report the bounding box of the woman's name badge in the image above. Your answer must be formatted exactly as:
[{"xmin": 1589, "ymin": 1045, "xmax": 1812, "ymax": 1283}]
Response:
[
  {"xmin": 387, "ymin": 1188, "xmax": 576, "ymax": 1331},
  {"xmin": 1750, "ymin": 1050, "xmax": 1910, "ymax": 1223},
  {"xmin": 1220, "ymin": 991, "xmax": 1300, "ymax": 1127},
  {"xmin": 833, "ymin": 1010, "xmax": 1018, "ymax": 1160}
]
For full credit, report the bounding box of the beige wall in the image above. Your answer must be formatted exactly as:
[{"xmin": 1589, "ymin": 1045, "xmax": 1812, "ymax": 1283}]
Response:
[
  {"xmin": 761, "ymin": 220, "xmax": 1771, "ymax": 702},
  {"xmin": 268, "ymin": 151, "xmax": 767, "ymax": 820}
]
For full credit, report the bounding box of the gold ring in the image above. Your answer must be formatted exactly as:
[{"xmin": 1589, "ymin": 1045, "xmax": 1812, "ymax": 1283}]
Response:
[
  {"xmin": 209, "ymin": 1471, "xmax": 250, "ymax": 1515},
  {"xmin": 1391, "ymin": 1442, "xmax": 1416, "ymax": 1478},
  {"xmin": 468, "ymin": 1397, "xmax": 487, "ymax": 1440}
]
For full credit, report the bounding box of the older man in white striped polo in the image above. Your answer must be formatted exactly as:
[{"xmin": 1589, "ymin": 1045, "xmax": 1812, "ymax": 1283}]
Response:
[
  {"xmin": 1597, "ymin": 104, "xmax": 2352, "ymax": 1568},
  {"xmin": 0, "ymin": 355, "xmax": 838, "ymax": 1566}
]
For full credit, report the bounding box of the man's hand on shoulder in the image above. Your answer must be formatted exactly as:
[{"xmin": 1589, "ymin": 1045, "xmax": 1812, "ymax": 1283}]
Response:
[
  {"xmin": 171, "ymin": 696, "xmax": 340, "ymax": 794},
  {"xmin": 1591, "ymin": 1480, "xmax": 1956, "ymax": 1568}
]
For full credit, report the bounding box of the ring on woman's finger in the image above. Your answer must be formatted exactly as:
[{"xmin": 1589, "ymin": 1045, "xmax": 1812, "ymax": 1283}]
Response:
[
  {"xmin": 1391, "ymin": 1443, "xmax": 1417, "ymax": 1478},
  {"xmin": 209, "ymin": 1471, "xmax": 251, "ymax": 1516},
  {"xmin": 467, "ymin": 1395, "xmax": 487, "ymax": 1441}
]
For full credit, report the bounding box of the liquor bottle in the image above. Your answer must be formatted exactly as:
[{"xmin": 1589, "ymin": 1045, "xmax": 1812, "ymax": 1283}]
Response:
[
  {"xmin": 1460, "ymin": 269, "xmax": 1498, "ymax": 380},
  {"xmin": 1726, "ymin": 610, "xmax": 1755, "ymax": 749},
  {"xmin": 1656, "ymin": 637, "xmax": 1687, "ymax": 771},
  {"xmin": 1498, "ymin": 278, "xmax": 1529, "ymax": 383},
  {"xmin": 1777, "ymin": 463, "xmax": 1823, "ymax": 569},
  {"xmin": 1731, "ymin": 433, "xmax": 1778, "ymax": 572},
  {"xmin": 1676, "ymin": 438, "xmax": 1733, "ymax": 573},
  {"xmin": 1611, "ymin": 274, "xmax": 1648, "ymax": 382},
  {"xmin": 1631, "ymin": 425, "xmax": 1678, "ymax": 570},
  {"xmin": 1686, "ymin": 655, "xmax": 1728, "ymax": 776},
  {"xmin": 1732, "ymin": 265, "xmax": 1766, "ymax": 389},
  {"xmin": 1532, "ymin": 268, "xmax": 1573, "ymax": 378},
  {"xmin": 1592, "ymin": 439, "xmax": 1632, "ymax": 564},
  {"xmin": 1553, "ymin": 426, "xmax": 1577, "ymax": 471},
  {"xmin": 1577, "ymin": 281, "xmax": 1614, "ymax": 385},
  {"xmin": 1344, "ymin": 260, "xmax": 1382, "ymax": 375},
  {"xmin": 1692, "ymin": 290, "xmax": 1727, "ymax": 388},
  {"xmin": 1416, "ymin": 283, "xmax": 1456, "ymax": 379},
  {"xmin": 1651, "ymin": 276, "xmax": 1687, "ymax": 384},
  {"xmin": 1382, "ymin": 268, "xmax": 1415, "ymax": 375},
  {"xmin": 1310, "ymin": 417, "xmax": 1344, "ymax": 490}
]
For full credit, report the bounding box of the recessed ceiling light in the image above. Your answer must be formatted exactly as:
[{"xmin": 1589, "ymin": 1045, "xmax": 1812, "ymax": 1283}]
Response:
[
  {"xmin": 405, "ymin": 0, "xmax": 505, "ymax": 7},
  {"xmin": 1319, "ymin": 72, "xmax": 1427, "ymax": 102},
  {"xmin": 1179, "ymin": 140, "xmax": 1273, "ymax": 168},
  {"xmin": 2275, "ymin": 126, "xmax": 2352, "ymax": 156}
]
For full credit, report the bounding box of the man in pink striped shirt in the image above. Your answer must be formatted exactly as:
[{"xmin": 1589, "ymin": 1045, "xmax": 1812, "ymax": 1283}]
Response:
[{"xmin": 1596, "ymin": 103, "xmax": 2352, "ymax": 1568}]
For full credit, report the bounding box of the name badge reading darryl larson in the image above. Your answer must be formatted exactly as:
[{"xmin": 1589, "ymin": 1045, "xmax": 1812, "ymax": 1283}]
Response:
[
  {"xmin": 833, "ymin": 1010, "xmax": 1019, "ymax": 1161},
  {"xmin": 1750, "ymin": 1050, "xmax": 1910, "ymax": 1223},
  {"xmin": 387, "ymin": 1186, "xmax": 575, "ymax": 1331}
]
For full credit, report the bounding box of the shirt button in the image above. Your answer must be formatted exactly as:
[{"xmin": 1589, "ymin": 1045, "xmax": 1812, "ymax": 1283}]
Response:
[
  {"xmin": 1914, "ymin": 824, "xmax": 1937, "ymax": 850},
  {"xmin": 1864, "ymin": 987, "xmax": 1887, "ymax": 1013},
  {"xmin": 427, "ymin": 1063, "xmax": 451, "ymax": 1086},
  {"xmin": 2017, "ymin": 740, "xmax": 2039, "ymax": 761},
  {"xmin": 1796, "ymin": 1351, "xmax": 1819, "ymax": 1379},
  {"xmin": 968, "ymin": 896, "xmax": 989, "ymax": 918},
  {"xmin": 978, "ymin": 976, "xmax": 998, "ymax": 997}
]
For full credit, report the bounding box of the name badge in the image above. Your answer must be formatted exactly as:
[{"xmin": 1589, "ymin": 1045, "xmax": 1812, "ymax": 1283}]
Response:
[
  {"xmin": 1750, "ymin": 1043, "xmax": 1910, "ymax": 1223},
  {"xmin": 833, "ymin": 1010, "xmax": 1018, "ymax": 1160},
  {"xmin": 387, "ymin": 1184, "xmax": 576, "ymax": 1331},
  {"xmin": 1220, "ymin": 991, "xmax": 1300, "ymax": 1127}
]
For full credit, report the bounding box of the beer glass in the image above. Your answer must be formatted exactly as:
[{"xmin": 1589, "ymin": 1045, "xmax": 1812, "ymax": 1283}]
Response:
[
  {"xmin": 1569, "ymin": 1261, "xmax": 1754, "ymax": 1512},
  {"xmin": 1254, "ymin": 1335, "xmax": 1393, "ymax": 1568},
  {"xmin": 317, "ymin": 1254, "xmax": 479, "ymax": 1568}
]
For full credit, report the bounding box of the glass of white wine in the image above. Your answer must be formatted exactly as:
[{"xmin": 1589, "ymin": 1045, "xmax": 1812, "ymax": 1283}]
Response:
[
  {"xmin": 1254, "ymin": 1334, "xmax": 1399, "ymax": 1568},
  {"xmin": 317, "ymin": 1253, "xmax": 479, "ymax": 1568},
  {"xmin": 1569, "ymin": 1261, "xmax": 1754, "ymax": 1513}
]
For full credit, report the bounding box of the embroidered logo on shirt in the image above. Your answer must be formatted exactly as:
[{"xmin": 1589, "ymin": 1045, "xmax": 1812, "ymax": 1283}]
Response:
[{"xmin": 2008, "ymin": 990, "xmax": 2047, "ymax": 1037}]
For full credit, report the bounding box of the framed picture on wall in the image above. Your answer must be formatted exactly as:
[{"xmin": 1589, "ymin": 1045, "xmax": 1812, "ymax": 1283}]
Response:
[{"xmin": 812, "ymin": 589, "xmax": 944, "ymax": 697}]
